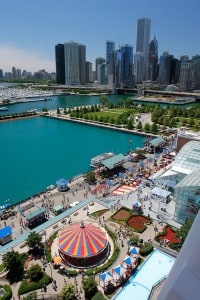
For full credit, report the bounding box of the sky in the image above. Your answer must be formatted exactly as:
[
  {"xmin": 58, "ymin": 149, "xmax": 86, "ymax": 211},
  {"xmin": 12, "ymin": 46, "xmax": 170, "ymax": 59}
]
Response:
[{"xmin": 0, "ymin": 0, "xmax": 200, "ymax": 73}]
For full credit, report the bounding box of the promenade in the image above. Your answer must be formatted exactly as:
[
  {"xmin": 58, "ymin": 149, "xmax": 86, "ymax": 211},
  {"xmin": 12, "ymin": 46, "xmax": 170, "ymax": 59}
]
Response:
[{"xmin": 0, "ymin": 158, "xmax": 180, "ymax": 299}]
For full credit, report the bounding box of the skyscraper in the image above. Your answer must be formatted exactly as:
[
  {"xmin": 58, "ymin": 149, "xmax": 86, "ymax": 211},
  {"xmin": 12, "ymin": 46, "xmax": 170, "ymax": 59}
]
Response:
[
  {"xmin": 148, "ymin": 36, "xmax": 158, "ymax": 81},
  {"xmin": 158, "ymin": 51, "xmax": 173, "ymax": 84},
  {"xmin": 106, "ymin": 40, "xmax": 115, "ymax": 74},
  {"xmin": 64, "ymin": 41, "xmax": 86, "ymax": 86},
  {"xmin": 135, "ymin": 18, "xmax": 151, "ymax": 81},
  {"xmin": 121, "ymin": 44, "xmax": 133, "ymax": 87},
  {"xmin": 55, "ymin": 44, "xmax": 65, "ymax": 84}
]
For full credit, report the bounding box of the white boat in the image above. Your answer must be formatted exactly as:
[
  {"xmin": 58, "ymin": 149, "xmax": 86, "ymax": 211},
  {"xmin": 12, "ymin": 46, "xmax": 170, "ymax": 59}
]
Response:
[
  {"xmin": 0, "ymin": 106, "xmax": 8, "ymax": 111},
  {"xmin": 90, "ymin": 152, "xmax": 115, "ymax": 168}
]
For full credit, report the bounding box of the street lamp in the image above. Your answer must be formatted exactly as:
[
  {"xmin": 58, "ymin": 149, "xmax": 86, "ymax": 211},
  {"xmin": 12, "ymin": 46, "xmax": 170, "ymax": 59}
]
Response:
[{"xmin": 48, "ymin": 262, "xmax": 53, "ymax": 280}]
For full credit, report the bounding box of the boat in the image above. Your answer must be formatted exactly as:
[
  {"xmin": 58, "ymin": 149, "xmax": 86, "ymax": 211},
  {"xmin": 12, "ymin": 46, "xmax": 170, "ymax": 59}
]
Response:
[
  {"xmin": 0, "ymin": 106, "xmax": 8, "ymax": 111},
  {"xmin": 90, "ymin": 152, "xmax": 115, "ymax": 168}
]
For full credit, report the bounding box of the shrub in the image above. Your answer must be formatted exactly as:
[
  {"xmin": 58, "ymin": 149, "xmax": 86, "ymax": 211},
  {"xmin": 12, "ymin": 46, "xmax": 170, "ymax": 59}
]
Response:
[
  {"xmin": 140, "ymin": 242, "xmax": 153, "ymax": 256},
  {"xmin": 18, "ymin": 273, "xmax": 51, "ymax": 295},
  {"xmin": 0, "ymin": 284, "xmax": 12, "ymax": 300}
]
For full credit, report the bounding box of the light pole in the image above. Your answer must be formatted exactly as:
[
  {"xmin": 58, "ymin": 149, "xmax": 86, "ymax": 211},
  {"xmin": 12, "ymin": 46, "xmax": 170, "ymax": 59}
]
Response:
[{"xmin": 48, "ymin": 262, "xmax": 53, "ymax": 280}]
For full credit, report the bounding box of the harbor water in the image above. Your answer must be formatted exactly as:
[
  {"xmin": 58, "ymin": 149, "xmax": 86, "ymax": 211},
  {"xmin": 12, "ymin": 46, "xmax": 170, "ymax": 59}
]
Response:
[{"xmin": 0, "ymin": 115, "xmax": 145, "ymax": 206}]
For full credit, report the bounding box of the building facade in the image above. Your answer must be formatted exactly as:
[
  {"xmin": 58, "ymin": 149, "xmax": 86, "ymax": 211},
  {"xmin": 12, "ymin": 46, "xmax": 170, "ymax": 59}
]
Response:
[
  {"xmin": 136, "ymin": 18, "xmax": 151, "ymax": 81},
  {"xmin": 64, "ymin": 41, "xmax": 86, "ymax": 86},
  {"xmin": 55, "ymin": 44, "xmax": 65, "ymax": 84},
  {"xmin": 148, "ymin": 36, "xmax": 158, "ymax": 81}
]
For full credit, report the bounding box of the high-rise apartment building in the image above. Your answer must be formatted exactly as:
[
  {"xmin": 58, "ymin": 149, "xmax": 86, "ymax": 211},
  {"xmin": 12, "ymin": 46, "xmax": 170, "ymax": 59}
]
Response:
[
  {"xmin": 179, "ymin": 58, "xmax": 192, "ymax": 91},
  {"xmin": 95, "ymin": 57, "xmax": 105, "ymax": 83},
  {"xmin": 135, "ymin": 18, "xmax": 151, "ymax": 81},
  {"xmin": 64, "ymin": 41, "xmax": 86, "ymax": 86},
  {"xmin": 86, "ymin": 61, "xmax": 93, "ymax": 83},
  {"xmin": 55, "ymin": 44, "xmax": 65, "ymax": 84}
]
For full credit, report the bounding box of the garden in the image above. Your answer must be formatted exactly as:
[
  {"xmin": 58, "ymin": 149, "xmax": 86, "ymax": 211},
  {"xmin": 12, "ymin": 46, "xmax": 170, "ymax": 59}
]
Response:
[{"xmin": 111, "ymin": 207, "xmax": 152, "ymax": 233}]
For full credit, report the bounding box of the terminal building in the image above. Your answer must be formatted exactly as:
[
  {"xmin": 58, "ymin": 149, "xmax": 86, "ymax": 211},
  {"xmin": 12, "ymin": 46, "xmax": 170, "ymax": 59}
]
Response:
[{"xmin": 158, "ymin": 140, "xmax": 200, "ymax": 224}]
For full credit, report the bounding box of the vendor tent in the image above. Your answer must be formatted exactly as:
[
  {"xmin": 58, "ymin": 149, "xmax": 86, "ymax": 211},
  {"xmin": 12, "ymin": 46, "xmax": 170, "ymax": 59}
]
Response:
[
  {"xmin": 112, "ymin": 265, "xmax": 126, "ymax": 278},
  {"xmin": 129, "ymin": 247, "xmax": 140, "ymax": 257},
  {"xmin": 151, "ymin": 187, "xmax": 171, "ymax": 200},
  {"xmin": 99, "ymin": 271, "xmax": 113, "ymax": 286}
]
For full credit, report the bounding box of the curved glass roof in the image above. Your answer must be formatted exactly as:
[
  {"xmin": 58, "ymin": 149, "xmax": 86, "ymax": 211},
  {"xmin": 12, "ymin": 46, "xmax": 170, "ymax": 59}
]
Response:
[{"xmin": 172, "ymin": 141, "xmax": 200, "ymax": 174}]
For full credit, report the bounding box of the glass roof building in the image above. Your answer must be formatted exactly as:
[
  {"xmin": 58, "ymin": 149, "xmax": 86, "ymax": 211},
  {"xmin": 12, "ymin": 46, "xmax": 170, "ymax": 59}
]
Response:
[{"xmin": 159, "ymin": 141, "xmax": 200, "ymax": 224}]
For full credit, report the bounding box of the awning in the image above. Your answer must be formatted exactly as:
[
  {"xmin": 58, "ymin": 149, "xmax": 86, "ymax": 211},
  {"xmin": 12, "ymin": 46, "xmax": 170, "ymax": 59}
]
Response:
[
  {"xmin": 112, "ymin": 265, "xmax": 126, "ymax": 278},
  {"xmin": 99, "ymin": 271, "xmax": 113, "ymax": 283},
  {"xmin": 129, "ymin": 247, "xmax": 140, "ymax": 256},
  {"xmin": 0, "ymin": 226, "xmax": 12, "ymax": 239}
]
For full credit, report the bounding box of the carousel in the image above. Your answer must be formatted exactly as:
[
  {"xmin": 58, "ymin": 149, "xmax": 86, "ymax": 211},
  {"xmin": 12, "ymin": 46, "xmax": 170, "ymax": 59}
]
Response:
[{"xmin": 58, "ymin": 221, "xmax": 110, "ymax": 268}]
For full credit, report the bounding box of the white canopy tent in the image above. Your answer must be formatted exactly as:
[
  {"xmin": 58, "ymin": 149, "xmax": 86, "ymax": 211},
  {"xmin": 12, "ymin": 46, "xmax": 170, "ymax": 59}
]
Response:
[{"xmin": 151, "ymin": 187, "xmax": 171, "ymax": 202}]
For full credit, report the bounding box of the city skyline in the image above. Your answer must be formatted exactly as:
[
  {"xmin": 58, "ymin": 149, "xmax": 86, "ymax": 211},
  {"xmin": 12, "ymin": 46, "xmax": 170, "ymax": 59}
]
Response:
[{"xmin": 0, "ymin": 0, "xmax": 200, "ymax": 72}]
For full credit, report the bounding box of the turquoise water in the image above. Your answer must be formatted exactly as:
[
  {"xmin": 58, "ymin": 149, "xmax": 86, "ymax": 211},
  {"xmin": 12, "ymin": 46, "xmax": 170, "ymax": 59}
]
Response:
[
  {"xmin": 0, "ymin": 93, "xmax": 197, "ymax": 116},
  {"xmin": 114, "ymin": 249, "xmax": 175, "ymax": 300},
  {"xmin": 0, "ymin": 116, "xmax": 145, "ymax": 205}
]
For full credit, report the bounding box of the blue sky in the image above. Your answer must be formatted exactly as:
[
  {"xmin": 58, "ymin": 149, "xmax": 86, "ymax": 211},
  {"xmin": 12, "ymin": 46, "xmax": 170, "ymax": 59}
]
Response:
[{"xmin": 0, "ymin": 0, "xmax": 200, "ymax": 72}]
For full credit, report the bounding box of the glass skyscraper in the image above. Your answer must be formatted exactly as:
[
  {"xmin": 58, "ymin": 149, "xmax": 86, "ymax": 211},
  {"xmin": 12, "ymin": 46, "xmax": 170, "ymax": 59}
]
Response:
[
  {"xmin": 55, "ymin": 44, "xmax": 65, "ymax": 84},
  {"xmin": 136, "ymin": 18, "xmax": 151, "ymax": 81}
]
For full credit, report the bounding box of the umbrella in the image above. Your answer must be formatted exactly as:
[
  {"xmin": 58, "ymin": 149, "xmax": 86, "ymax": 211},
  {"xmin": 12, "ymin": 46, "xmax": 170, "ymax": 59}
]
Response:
[{"xmin": 54, "ymin": 256, "xmax": 62, "ymax": 264}]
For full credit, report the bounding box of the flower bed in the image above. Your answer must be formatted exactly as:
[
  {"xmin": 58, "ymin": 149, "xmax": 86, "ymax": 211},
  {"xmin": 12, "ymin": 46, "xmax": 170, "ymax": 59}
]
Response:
[
  {"xmin": 158, "ymin": 226, "xmax": 180, "ymax": 243},
  {"xmin": 128, "ymin": 215, "xmax": 150, "ymax": 233},
  {"xmin": 112, "ymin": 208, "xmax": 131, "ymax": 221}
]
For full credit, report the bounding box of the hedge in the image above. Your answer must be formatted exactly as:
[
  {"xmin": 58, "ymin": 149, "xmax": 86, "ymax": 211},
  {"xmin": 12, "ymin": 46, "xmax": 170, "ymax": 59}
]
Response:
[
  {"xmin": 0, "ymin": 284, "xmax": 12, "ymax": 300},
  {"xmin": 18, "ymin": 273, "xmax": 52, "ymax": 295},
  {"xmin": 140, "ymin": 242, "xmax": 153, "ymax": 257}
]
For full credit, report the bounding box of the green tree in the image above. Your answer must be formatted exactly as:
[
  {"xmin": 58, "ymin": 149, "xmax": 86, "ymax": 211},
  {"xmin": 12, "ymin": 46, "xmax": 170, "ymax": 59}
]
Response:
[
  {"xmin": 3, "ymin": 251, "xmax": 24, "ymax": 283},
  {"xmin": 144, "ymin": 123, "xmax": 151, "ymax": 133},
  {"xmin": 84, "ymin": 171, "xmax": 96, "ymax": 184},
  {"xmin": 61, "ymin": 283, "xmax": 76, "ymax": 300},
  {"xmin": 176, "ymin": 220, "xmax": 193, "ymax": 243},
  {"xmin": 82, "ymin": 276, "xmax": 98, "ymax": 299},
  {"xmin": 99, "ymin": 95, "xmax": 108, "ymax": 107},
  {"xmin": 28, "ymin": 264, "xmax": 43, "ymax": 282},
  {"xmin": 150, "ymin": 122, "xmax": 158, "ymax": 133},
  {"xmin": 136, "ymin": 121, "xmax": 143, "ymax": 131},
  {"xmin": 26, "ymin": 231, "xmax": 43, "ymax": 255}
]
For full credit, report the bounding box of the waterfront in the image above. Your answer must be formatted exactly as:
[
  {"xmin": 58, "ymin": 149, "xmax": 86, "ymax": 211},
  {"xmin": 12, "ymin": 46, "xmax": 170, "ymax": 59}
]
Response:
[{"xmin": 0, "ymin": 116, "xmax": 145, "ymax": 205}]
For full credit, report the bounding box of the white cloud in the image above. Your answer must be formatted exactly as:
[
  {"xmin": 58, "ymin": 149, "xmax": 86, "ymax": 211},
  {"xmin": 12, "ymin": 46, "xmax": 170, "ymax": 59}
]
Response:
[{"xmin": 0, "ymin": 44, "xmax": 55, "ymax": 73}]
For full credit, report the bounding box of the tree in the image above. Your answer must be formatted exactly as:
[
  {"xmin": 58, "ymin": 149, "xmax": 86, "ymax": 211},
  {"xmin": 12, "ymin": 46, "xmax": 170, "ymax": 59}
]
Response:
[
  {"xmin": 143, "ymin": 123, "xmax": 151, "ymax": 133},
  {"xmin": 151, "ymin": 122, "xmax": 158, "ymax": 134},
  {"xmin": 28, "ymin": 264, "xmax": 43, "ymax": 282},
  {"xmin": 136, "ymin": 121, "xmax": 143, "ymax": 131},
  {"xmin": 82, "ymin": 276, "xmax": 98, "ymax": 299},
  {"xmin": 84, "ymin": 171, "xmax": 96, "ymax": 184},
  {"xmin": 176, "ymin": 220, "xmax": 193, "ymax": 243},
  {"xmin": 26, "ymin": 231, "xmax": 43, "ymax": 256},
  {"xmin": 61, "ymin": 283, "xmax": 76, "ymax": 300},
  {"xmin": 3, "ymin": 251, "xmax": 24, "ymax": 282},
  {"xmin": 99, "ymin": 95, "xmax": 108, "ymax": 107}
]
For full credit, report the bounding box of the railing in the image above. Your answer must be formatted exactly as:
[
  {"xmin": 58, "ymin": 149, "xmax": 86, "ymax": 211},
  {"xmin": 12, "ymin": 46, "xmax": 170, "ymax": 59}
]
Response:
[{"xmin": 148, "ymin": 275, "xmax": 167, "ymax": 299}]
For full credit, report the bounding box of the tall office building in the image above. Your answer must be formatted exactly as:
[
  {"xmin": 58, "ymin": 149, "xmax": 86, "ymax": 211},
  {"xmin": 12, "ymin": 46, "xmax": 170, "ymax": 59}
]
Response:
[
  {"xmin": 0, "ymin": 69, "xmax": 3, "ymax": 79},
  {"xmin": 106, "ymin": 40, "xmax": 115, "ymax": 74},
  {"xmin": 148, "ymin": 36, "xmax": 158, "ymax": 81},
  {"xmin": 134, "ymin": 53, "xmax": 144, "ymax": 84},
  {"xmin": 135, "ymin": 18, "xmax": 151, "ymax": 81},
  {"xmin": 55, "ymin": 44, "xmax": 65, "ymax": 84},
  {"xmin": 121, "ymin": 44, "xmax": 134, "ymax": 87},
  {"xmin": 179, "ymin": 58, "xmax": 192, "ymax": 91},
  {"xmin": 64, "ymin": 41, "xmax": 86, "ymax": 86},
  {"xmin": 191, "ymin": 55, "xmax": 200, "ymax": 90},
  {"xmin": 158, "ymin": 51, "xmax": 174, "ymax": 84}
]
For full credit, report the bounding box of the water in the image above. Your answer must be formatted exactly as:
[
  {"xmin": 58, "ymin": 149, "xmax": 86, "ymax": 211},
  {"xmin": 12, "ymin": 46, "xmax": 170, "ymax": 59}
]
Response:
[
  {"xmin": 0, "ymin": 116, "xmax": 145, "ymax": 206},
  {"xmin": 0, "ymin": 93, "xmax": 197, "ymax": 116},
  {"xmin": 0, "ymin": 94, "xmax": 131, "ymax": 115},
  {"xmin": 114, "ymin": 249, "xmax": 175, "ymax": 300}
]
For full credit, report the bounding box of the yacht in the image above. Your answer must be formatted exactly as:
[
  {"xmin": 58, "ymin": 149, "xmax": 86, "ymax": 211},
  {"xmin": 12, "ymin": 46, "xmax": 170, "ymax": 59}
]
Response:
[{"xmin": 0, "ymin": 106, "xmax": 8, "ymax": 111}]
